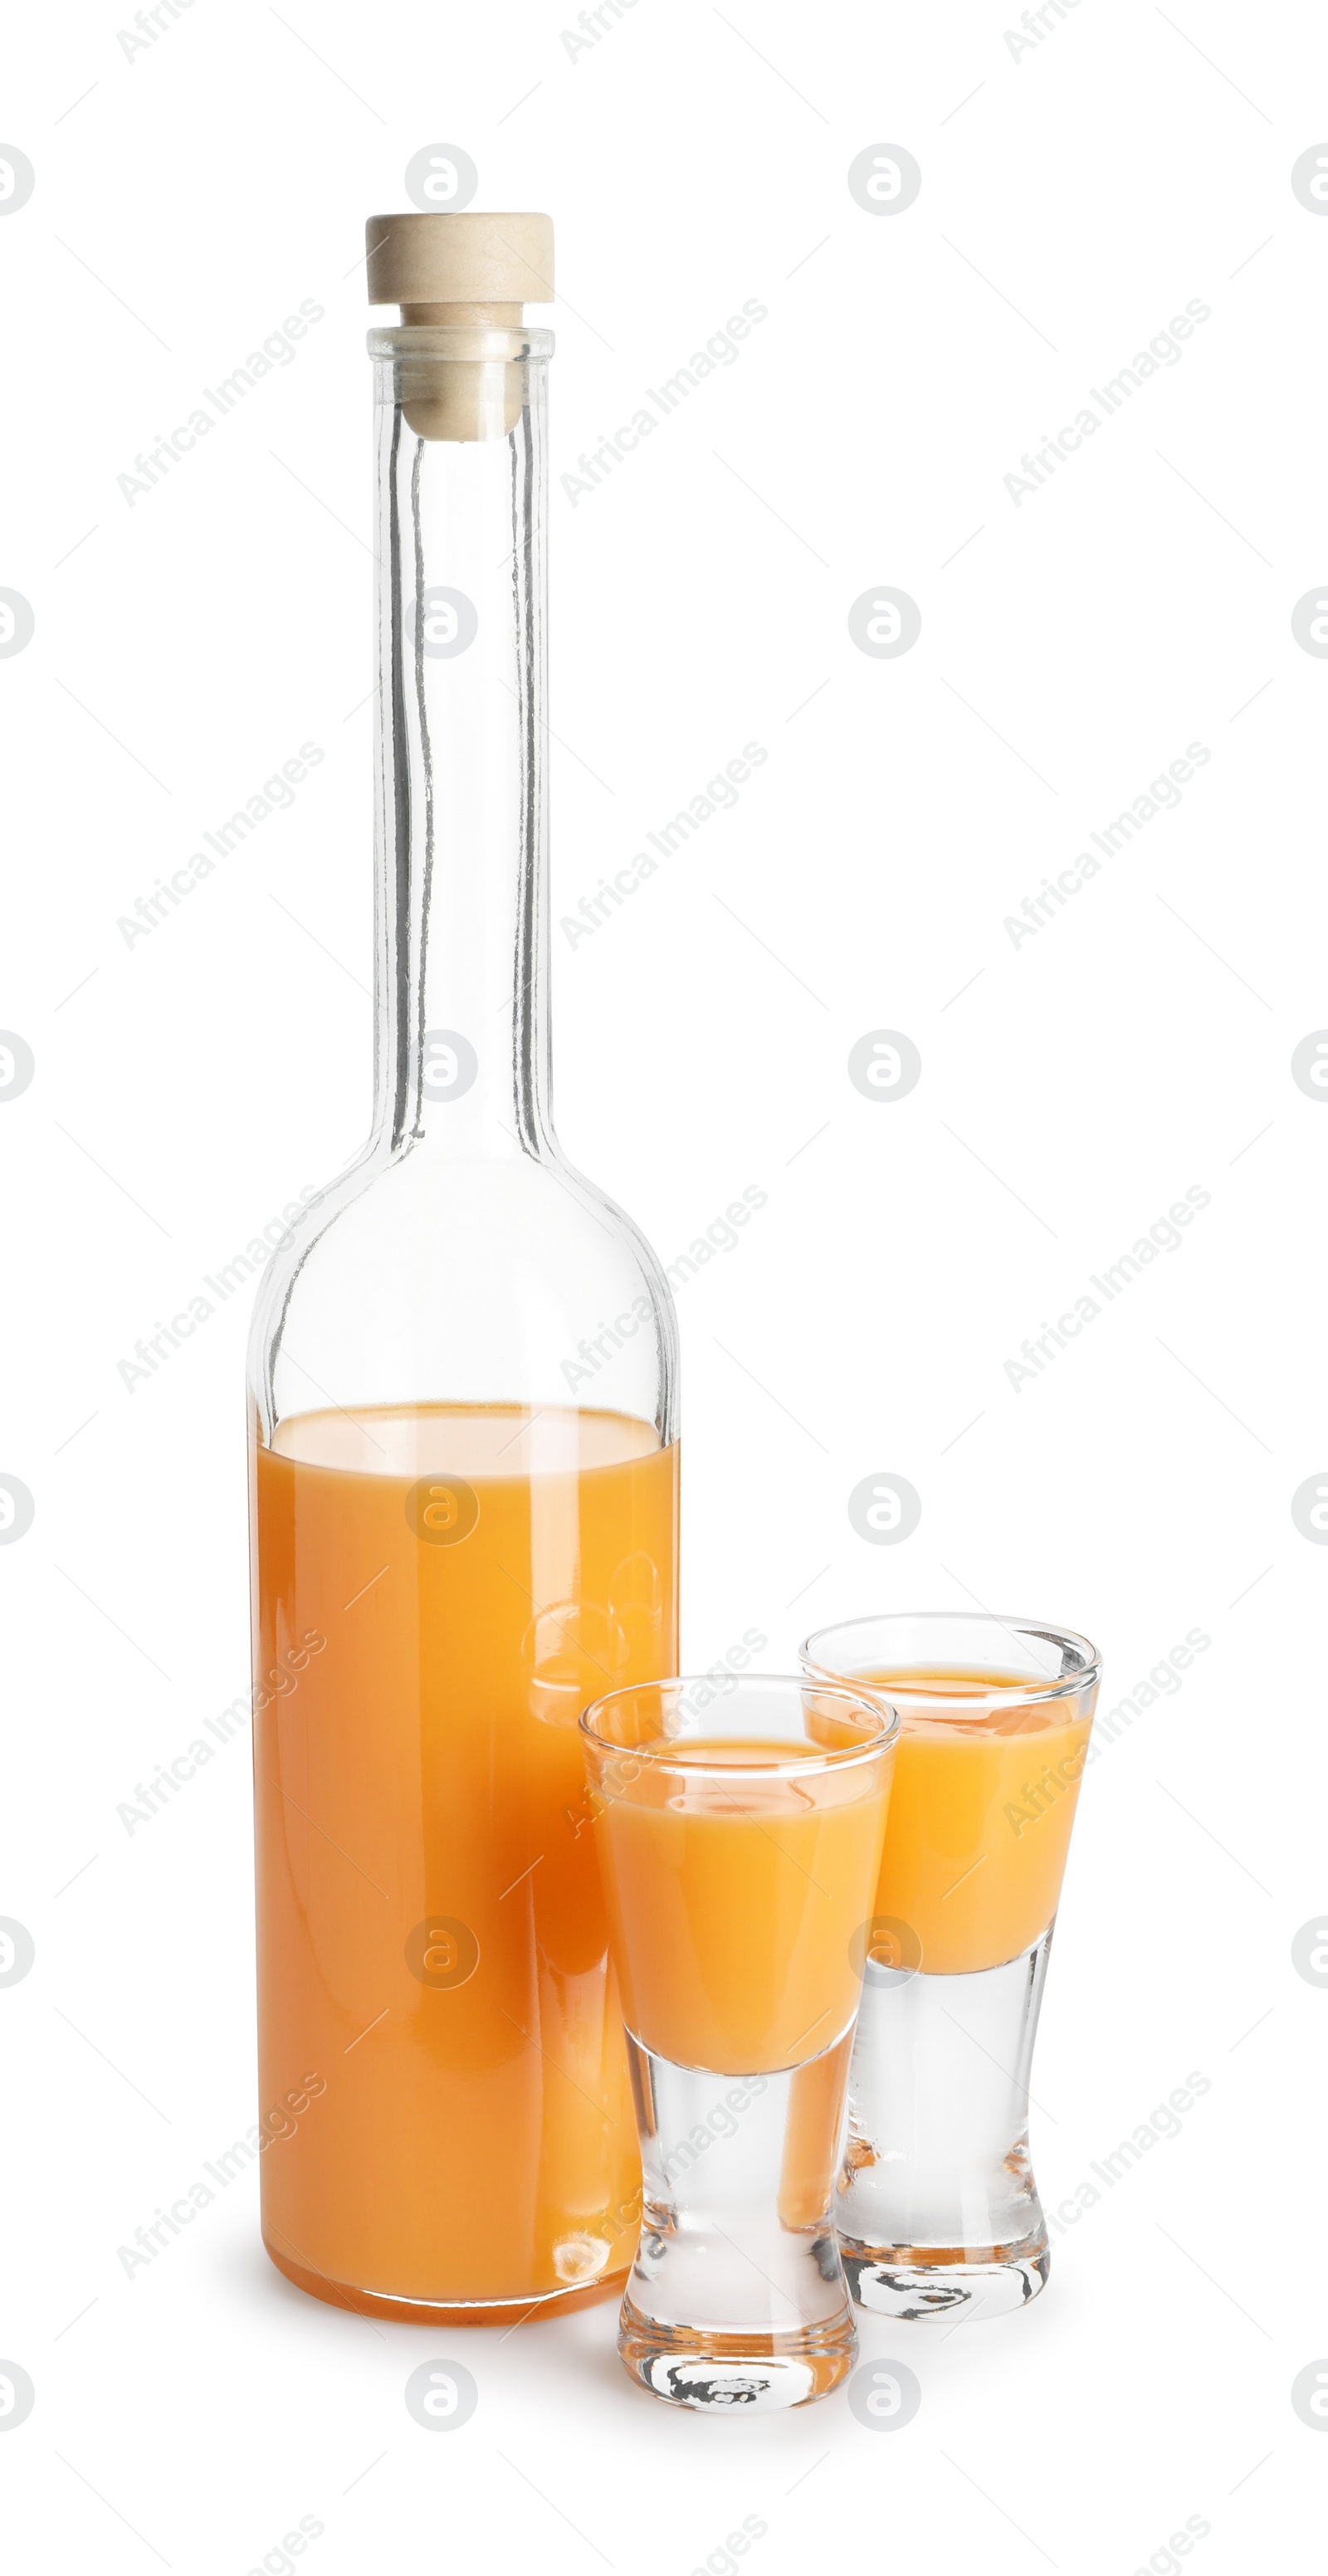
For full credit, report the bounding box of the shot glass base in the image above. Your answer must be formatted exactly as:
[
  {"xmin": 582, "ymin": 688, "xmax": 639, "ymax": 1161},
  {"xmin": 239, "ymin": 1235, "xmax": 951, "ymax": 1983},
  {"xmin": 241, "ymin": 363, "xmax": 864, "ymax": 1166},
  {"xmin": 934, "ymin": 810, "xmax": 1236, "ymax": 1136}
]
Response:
[
  {"xmin": 842, "ymin": 2235, "xmax": 1050, "ymax": 2324},
  {"xmin": 618, "ymin": 2294, "xmax": 857, "ymax": 2409},
  {"xmin": 836, "ymin": 1934, "xmax": 1056, "ymax": 2330}
]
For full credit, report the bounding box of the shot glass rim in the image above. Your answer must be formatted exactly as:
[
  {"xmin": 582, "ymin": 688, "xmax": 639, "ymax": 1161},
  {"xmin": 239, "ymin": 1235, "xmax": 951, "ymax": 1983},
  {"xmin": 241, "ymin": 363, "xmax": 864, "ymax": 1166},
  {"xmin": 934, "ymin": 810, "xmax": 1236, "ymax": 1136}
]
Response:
[
  {"xmin": 799, "ymin": 1611, "xmax": 1101, "ymax": 1714},
  {"xmin": 579, "ymin": 1671, "xmax": 900, "ymax": 1773}
]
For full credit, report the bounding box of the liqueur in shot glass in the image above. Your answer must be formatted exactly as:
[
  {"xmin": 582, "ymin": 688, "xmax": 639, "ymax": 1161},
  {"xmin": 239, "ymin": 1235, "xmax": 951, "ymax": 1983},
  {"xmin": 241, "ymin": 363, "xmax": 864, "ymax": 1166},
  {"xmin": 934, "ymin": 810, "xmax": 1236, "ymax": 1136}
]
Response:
[
  {"xmin": 801, "ymin": 1614, "xmax": 1100, "ymax": 2322},
  {"xmin": 581, "ymin": 1675, "xmax": 898, "ymax": 2408}
]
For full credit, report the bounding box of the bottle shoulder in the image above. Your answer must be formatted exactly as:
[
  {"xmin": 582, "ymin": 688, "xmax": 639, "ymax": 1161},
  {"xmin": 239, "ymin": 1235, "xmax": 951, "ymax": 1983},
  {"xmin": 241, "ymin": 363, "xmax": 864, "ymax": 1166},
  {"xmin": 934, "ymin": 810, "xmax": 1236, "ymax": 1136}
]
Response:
[{"xmin": 247, "ymin": 1139, "xmax": 678, "ymax": 1445}]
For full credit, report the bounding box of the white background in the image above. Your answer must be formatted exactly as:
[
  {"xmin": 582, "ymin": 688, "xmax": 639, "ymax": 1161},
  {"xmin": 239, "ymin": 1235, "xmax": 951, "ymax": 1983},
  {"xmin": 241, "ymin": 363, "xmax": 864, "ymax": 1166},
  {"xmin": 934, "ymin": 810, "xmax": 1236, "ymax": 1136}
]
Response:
[{"xmin": 2, "ymin": 1, "xmax": 1326, "ymax": 2568}]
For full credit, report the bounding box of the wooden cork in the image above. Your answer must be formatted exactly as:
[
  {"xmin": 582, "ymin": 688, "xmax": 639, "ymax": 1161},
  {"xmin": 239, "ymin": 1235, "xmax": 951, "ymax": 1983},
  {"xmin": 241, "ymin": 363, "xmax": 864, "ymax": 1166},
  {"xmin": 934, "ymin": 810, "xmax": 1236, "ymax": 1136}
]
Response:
[{"xmin": 366, "ymin": 212, "xmax": 554, "ymax": 439}]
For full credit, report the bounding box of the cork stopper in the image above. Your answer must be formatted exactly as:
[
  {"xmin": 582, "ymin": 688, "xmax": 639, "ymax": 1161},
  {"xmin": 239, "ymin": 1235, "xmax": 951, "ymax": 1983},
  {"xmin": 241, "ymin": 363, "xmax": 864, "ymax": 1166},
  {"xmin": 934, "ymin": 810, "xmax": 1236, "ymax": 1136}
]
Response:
[
  {"xmin": 366, "ymin": 211, "xmax": 554, "ymax": 317},
  {"xmin": 366, "ymin": 212, "xmax": 554, "ymax": 441}
]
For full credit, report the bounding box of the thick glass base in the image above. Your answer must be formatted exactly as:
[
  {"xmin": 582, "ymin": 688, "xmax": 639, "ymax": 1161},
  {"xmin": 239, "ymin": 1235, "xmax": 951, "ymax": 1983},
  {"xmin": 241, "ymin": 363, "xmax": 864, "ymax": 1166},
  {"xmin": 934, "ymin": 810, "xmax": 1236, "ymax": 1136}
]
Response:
[
  {"xmin": 618, "ymin": 2293, "xmax": 857, "ymax": 2409},
  {"xmin": 842, "ymin": 2237, "xmax": 1050, "ymax": 2322},
  {"xmin": 839, "ymin": 1934, "xmax": 1053, "ymax": 2327},
  {"xmin": 262, "ymin": 2237, "xmax": 628, "ymax": 2330},
  {"xmin": 618, "ymin": 2030, "xmax": 857, "ymax": 2408}
]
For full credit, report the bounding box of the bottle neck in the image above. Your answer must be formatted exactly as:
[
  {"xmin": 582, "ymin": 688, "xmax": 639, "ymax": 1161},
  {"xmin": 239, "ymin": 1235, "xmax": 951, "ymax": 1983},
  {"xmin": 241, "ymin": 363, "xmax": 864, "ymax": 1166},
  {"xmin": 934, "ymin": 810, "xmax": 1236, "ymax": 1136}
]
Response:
[{"xmin": 369, "ymin": 325, "xmax": 554, "ymax": 1159}]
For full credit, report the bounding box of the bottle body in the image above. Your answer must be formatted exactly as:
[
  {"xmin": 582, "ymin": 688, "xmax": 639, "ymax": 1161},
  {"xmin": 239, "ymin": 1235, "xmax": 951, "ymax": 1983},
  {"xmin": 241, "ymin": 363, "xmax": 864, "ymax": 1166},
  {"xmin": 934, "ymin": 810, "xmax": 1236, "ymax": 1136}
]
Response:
[
  {"xmin": 247, "ymin": 318, "xmax": 678, "ymax": 2316},
  {"xmin": 252, "ymin": 1404, "xmax": 676, "ymax": 2315}
]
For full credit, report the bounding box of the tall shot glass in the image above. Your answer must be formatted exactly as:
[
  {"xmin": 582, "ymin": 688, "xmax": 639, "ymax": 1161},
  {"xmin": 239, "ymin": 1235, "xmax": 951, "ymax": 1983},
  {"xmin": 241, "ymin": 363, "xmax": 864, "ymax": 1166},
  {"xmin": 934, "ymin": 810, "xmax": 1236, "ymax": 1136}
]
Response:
[
  {"xmin": 800, "ymin": 1615, "xmax": 1101, "ymax": 2323},
  {"xmin": 579, "ymin": 1676, "xmax": 898, "ymax": 2408}
]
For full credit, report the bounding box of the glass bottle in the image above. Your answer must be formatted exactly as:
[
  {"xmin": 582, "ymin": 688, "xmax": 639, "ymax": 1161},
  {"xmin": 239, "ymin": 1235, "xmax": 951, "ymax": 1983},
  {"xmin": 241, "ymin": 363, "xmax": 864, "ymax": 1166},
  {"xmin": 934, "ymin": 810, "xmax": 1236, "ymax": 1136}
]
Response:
[{"xmin": 247, "ymin": 212, "xmax": 680, "ymax": 2325}]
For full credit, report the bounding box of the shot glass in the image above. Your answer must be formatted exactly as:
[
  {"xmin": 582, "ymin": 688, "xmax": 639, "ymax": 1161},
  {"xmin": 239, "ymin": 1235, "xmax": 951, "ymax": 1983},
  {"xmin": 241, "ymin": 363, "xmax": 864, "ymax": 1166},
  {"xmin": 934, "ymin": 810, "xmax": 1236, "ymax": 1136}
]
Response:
[
  {"xmin": 579, "ymin": 1675, "xmax": 898, "ymax": 2409},
  {"xmin": 800, "ymin": 1614, "xmax": 1101, "ymax": 2323}
]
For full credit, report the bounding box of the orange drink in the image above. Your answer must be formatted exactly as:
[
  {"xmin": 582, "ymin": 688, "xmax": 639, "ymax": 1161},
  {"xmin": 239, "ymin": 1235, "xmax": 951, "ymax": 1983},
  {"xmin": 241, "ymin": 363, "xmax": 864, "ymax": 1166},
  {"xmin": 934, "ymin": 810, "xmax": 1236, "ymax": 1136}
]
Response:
[
  {"xmin": 251, "ymin": 1402, "xmax": 677, "ymax": 2320},
  {"xmin": 592, "ymin": 1739, "xmax": 891, "ymax": 2072},
  {"xmin": 851, "ymin": 1666, "xmax": 1094, "ymax": 1973}
]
